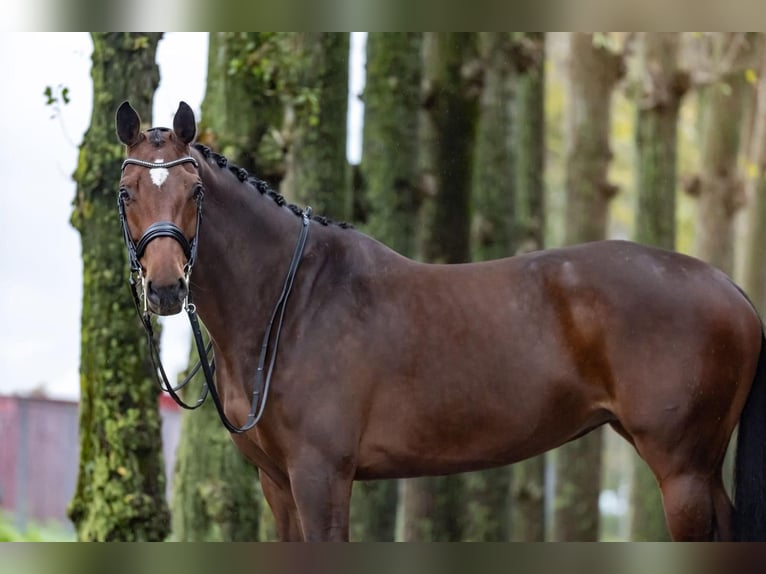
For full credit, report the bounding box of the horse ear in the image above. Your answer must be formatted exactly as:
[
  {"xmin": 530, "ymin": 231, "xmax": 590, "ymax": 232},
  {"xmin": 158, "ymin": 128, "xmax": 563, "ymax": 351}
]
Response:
[
  {"xmin": 115, "ymin": 101, "xmax": 142, "ymax": 146},
  {"xmin": 173, "ymin": 101, "xmax": 196, "ymax": 145}
]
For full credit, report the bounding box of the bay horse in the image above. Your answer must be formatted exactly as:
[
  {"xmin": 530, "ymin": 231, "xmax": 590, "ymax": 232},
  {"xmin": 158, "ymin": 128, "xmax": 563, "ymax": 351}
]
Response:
[{"xmin": 115, "ymin": 101, "xmax": 766, "ymax": 541}]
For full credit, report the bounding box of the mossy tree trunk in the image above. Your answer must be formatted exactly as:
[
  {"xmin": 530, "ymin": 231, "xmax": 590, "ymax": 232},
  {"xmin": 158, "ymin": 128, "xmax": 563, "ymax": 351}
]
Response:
[
  {"xmin": 691, "ymin": 34, "xmax": 758, "ymax": 275},
  {"xmin": 199, "ymin": 32, "xmax": 291, "ymax": 187},
  {"xmin": 171, "ymin": 33, "xmax": 272, "ymax": 542},
  {"xmin": 742, "ymin": 47, "xmax": 766, "ymax": 313},
  {"xmin": 361, "ymin": 32, "xmax": 423, "ymax": 256},
  {"xmin": 282, "ymin": 33, "xmax": 351, "ymax": 219},
  {"xmin": 399, "ymin": 33, "xmax": 480, "ymax": 542},
  {"xmin": 67, "ymin": 32, "xmax": 170, "ymax": 542},
  {"xmin": 634, "ymin": 33, "xmax": 687, "ymax": 251},
  {"xmin": 350, "ymin": 32, "xmax": 423, "ymax": 542},
  {"xmin": 418, "ymin": 33, "xmax": 481, "ymax": 264},
  {"xmin": 460, "ymin": 32, "xmax": 520, "ymax": 542},
  {"xmin": 510, "ymin": 32, "xmax": 547, "ymax": 542},
  {"xmin": 630, "ymin": 32, "xmax": 687, "ymax": 542},
  {"xmin": 553, "ymin": 32, "xmax": 623, "ymax": 542},
  {"xmin": 470, "ymin": 32, "xmax": 517, "ymax": 262},
  {"xmin": 171, "ymin": 329, "xmax": 260, "ymax": 541}
]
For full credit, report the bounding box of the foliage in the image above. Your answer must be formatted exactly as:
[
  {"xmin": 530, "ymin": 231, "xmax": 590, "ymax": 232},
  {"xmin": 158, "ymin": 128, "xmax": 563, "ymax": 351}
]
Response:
[{"xmin": 0, "ymin": 513, "xmax": 75, "ymax": 542}]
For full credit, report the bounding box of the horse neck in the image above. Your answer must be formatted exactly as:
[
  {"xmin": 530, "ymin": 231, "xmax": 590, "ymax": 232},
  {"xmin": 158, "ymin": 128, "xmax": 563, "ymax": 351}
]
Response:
[{"xmin": 190, "ymin": 156, "xmax": 306, "ymax": 353}]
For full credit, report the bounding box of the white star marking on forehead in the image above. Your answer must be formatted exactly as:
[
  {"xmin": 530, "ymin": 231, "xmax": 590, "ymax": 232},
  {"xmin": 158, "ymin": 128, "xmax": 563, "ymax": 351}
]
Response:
[{"xmin": 150, "ymin": 159, "xmax": 169, "ymax": 187}]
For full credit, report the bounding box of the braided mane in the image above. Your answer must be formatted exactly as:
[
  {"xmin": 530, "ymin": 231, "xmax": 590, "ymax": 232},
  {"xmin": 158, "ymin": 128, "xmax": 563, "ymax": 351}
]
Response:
[{"xmin": 193, "ymin": 143, "xmax": 352, "ymax": 229}]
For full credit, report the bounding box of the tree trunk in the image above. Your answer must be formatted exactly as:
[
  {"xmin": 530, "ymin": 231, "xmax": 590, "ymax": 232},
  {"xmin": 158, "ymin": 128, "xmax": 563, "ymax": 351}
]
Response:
[
  {"xmin": 171, "ymin": 335, "xmax": 260, "ymax": 541},
  {"xmin": 350, "ymin": 32, "xmax": 423, "ymax": 542},
  {"xmin": 553, "ymin": 33, "xmax": 623, "ymax": 541},
  {"xmin": 629, "ymin": 32, "xmax": 687, "ymax": 542},
  {"xmin": 171, "ymin": 33, "xmax": 277, "ymax": 542},
  {"xmin": 691, "ymin": 34, "xmax": 759, "ymax": 274},
  {"xmin": 692, "ymin": 80, "xmax": 746, "ymax": 274},
  {"xmin": 418, "ymin": 33, "xmax": 481, "ymax": 264},
  {"xmin": 282, "ymin": 33, "xmax": 351, "ymax": 219},
  {"xmin": 634, "ymin": 33, "xmax": 687, "ymax": 251},
  {"xmin": 200, "ymin": 33, "xmax": 290, "ymax": 187},
  {"xmin": 510, "ymin": 32, "xmax": 547, "ymax": 542},
  {"xmin": 361, "ymin": 32, "xmax": 423, "ymax": 255},
  {"xmin": 742, "ymin": 47, "xmax": 766, "ymax": 313},
  {"xmin": 399, "ymin": 33, "xmax": 480, "ymax": 541},
  {"xmin": 67, "ymin": 32, "xmax": 170, "ymax": 541},
  {"xmin": 470, "ymin": 32, "xmax": 516, "ymax": 262}
]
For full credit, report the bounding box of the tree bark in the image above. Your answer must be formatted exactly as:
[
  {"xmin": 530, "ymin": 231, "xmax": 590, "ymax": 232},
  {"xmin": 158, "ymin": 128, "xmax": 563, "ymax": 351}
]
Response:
[
  {"xmin": 630, "ymin": 32, "xmax": 687, "ymax": 542},
  {"xmin": 399, "ymin": 33, "xmax": 480, "ymax": 541},
  {"xmin": 634, "ymin": 33, "xmax": 687, "ymax": 251},
  {"xmin": 171, "ymin": 33, "xmax": 278, "ymax": 542},
  {"xmin": 742, "ymin": 47, "xmax": 766, "ymax": 314},
  {"xmin": 350, "ymin": 32, "xmax": 423, "ymax": 542},
  {"xmin": 554, "ymin": 33, "xmax": 623, "ymax": 542},
  {"xmin": 171, "ymin": 334, "xmax": 260, "ymax": 541},
  {"xmin": 282, "ymin": 33, "xmax": 351, "ymax": 220},
  {"xmin": 67, "ymin": 33, "xmax": 170, "ymax": 541},
  {"xmin": 418, "ymin": 33, "xmax": 481, "ymax": 264},
  {"xmin": 509, "ymin": 32, "xmax": 548, "ymax": 543},
  {"xmin": 470, "ymin": 32, "xmax": 516, "ymax": 262},
  {"xmin": 693, "ymin": 80, "xmax": 746, "ymax": 275},
  {"xmin": 200, "ymin": 33, "xmax": 290, "ymax": 187},
  {"xmin": 361, "ymin": 32, "xmax": 423, "ymax": 256},
  {"xmin": 691, "ymin": 34, "xmax": 758, "ymax": 275}
]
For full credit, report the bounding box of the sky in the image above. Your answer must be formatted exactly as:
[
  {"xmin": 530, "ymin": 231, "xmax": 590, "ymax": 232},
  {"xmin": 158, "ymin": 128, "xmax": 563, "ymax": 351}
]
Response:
[
  {"xmin": 0, "ymin": 33, "xmax": 209, "ymax": 400},
  {"xmin": 0, "ymin": 32, "xmax": 365, "ymax": 401}
]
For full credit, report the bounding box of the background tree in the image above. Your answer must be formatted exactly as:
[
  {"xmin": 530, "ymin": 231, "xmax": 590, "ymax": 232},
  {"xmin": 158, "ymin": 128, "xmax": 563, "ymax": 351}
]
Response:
[
  {"xmin": 67, "ymin": 32, "xmax": 169, "ymax": 541},
  {"xmin": 742, "ymin": 45, "xmax": 766, "ymax": 314},
  {"xmin": 418, "ymin": 32, "xmax": 481, "ymax": 264},
  {"xmin": 689, "ymin": 33, "xmax": 758, "ymax": 275},
  {"xmin": 461, "ymin": 31, "xmax": 519, "ymax": 542},
  {"xmin": 470, "ymin": 32, "xmax": 517, "ymax": 262},
  {"xmin": 172, "ymin": 32, "xmax": 307, "ymax": 542},
  {"xmin": 361, "ymin": 32, "xmax": 424, "ymax": 255},
  {"xmin": 399, "ymin": 32, "xmax": 480, "ymax": 541},
  {"xmin": 553, "ymin": 32, "xmax": 624, "ymax": 541},
  {"xmin": 282, "ymin": 33, "xmax": 351, "ymax": 219},
  {"xmin": 629, "ymin": 32, "xmax": 687, "ymax": 541},
  {"xmin": 171, "ymin": 330, "xmax": 260, "ymax": 541},
  {"xmin": 199, "ymin": 32, "xmax": 291, "ymax": 186},
  {"xmin": 349, "ymin": 32, "xmax": 423, "ymax": 542},
  {"xmin": 509, "ymin": 32, "xmax": 547, "ymax": 542}
]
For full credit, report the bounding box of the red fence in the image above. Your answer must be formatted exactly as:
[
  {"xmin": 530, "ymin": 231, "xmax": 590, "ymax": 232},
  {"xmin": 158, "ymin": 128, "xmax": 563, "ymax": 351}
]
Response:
[{"xmin": 0, "ymin": 394, "xmax": 181, "ymax": 531}]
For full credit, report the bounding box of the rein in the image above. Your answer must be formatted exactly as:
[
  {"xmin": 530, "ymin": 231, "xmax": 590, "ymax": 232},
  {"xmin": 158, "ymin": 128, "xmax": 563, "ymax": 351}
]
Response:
[{"xmin": 118, "ymin": 154, "xmax": 312, "ymax": 433}]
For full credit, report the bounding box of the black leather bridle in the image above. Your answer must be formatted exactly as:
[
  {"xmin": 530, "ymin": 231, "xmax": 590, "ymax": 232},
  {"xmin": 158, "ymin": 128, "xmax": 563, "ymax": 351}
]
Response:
[{"xmin": 118, "ymin": 154, "xmax": 312, "ymax": 433}]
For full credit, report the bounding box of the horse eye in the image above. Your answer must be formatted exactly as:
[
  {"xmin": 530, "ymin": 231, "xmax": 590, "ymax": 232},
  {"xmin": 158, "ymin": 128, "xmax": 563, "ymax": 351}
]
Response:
[
  {"xmin": 118, "ymin": 187, "xmax": 131, "ymax": 202},
  {"xmin": 192, "ymin": 184, "xmax": 204, "ymax": 200}
]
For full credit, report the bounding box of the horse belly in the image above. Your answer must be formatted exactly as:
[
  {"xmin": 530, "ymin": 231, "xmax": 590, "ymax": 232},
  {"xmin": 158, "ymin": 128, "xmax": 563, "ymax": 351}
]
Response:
[{"xmin": 355, "ymin": 371, "xmax": 608, "ymax": 480}]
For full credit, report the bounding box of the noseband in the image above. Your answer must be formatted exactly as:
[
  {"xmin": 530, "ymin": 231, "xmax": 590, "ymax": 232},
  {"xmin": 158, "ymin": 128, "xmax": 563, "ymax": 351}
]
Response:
[{"xmin": 117, "ymin": 152, "xmax": 312, "ymax": 434}]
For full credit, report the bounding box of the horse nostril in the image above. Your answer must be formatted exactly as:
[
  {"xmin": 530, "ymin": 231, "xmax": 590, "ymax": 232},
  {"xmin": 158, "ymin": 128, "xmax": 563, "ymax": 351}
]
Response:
[
  {"xmin": 146, "ymin": 280, "xmax": 161, "ymax": 306},
  {"xmin": 145, "ymin": 278, "xmax": 187, "ymax": 313},
  {"xmin": 178, "ymin": 277, "xmax": 189, "ymax": 301}
]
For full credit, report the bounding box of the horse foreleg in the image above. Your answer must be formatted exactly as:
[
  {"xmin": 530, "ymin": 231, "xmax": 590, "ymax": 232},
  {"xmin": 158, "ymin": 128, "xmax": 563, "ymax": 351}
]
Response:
[
  {"xmin": 288, "ymin": 453, "xmax": 355, "ymax": 541},
  {"xmin": 260, "ymin": 472, "xmax": 303, "ymax": 541}
]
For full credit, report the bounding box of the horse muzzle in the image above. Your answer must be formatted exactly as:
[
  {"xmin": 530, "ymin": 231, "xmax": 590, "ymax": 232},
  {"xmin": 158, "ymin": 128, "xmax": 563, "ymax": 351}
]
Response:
[{"xmin": 145, "ymin": 276, "xmax": 188, "ymax": 315}]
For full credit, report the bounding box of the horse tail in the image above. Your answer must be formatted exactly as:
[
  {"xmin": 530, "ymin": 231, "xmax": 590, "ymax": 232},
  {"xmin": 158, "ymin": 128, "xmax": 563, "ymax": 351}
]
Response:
[{"xmin": 734, "ymin": 329, "xmax": 766, "ymax": 540}]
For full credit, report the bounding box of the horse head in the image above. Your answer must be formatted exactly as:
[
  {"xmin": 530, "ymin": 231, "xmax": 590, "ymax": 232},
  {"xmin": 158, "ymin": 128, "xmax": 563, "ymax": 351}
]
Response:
[{"xmin": 115, "ymin": 100, "xmax": 202, "ymax": 315}]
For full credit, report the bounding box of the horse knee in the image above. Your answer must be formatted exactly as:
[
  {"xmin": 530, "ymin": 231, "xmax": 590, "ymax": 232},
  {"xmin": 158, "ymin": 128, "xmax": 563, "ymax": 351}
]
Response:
[{"xmin": 660, "ymin": 474, "xmax": 715, "ymax": 541}]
